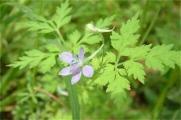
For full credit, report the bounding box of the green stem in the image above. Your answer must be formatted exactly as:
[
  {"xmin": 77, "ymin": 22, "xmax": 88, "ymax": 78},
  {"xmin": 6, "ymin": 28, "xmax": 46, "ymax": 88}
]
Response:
[
  {"xmin": 48, "ymin": 20, "xmax": 64, "ymax": 47},
  {"xmin": 140, "ymin": 6, "xmax": 161, "ymax": 45},
  {"xmin": 55, "ymin": 29, "xmax": 65, "ymax": 46},
  {"xmin": 0, "ymin": 68, "xmax": 18, "ymax": 96},
  {"xmin": 65, "ymin": 78, "xmax": 80, "ymax": 120},
  {"xmin": 152, "ymin": 70, "xmax": 178, "ymax": 120},
  {"xmin": 85, "ymin": 44, "xmax": 104, "ymax": 63},
  {"xmin": 115, "ymin": 53, "xmax": 121, "ymax": 69},
  {"xmin": 117, "ymin": 62, "xmax": 123, "ymax": 67},
  {"xmin": 54, "ymin": 24, "xmax": 79, "ymax": 119}
]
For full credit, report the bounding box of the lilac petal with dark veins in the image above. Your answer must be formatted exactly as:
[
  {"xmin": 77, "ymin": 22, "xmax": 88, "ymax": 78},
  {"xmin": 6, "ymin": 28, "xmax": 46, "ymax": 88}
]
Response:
[
  {"xmin": 71, "ymin": 72, "xmax": 82, "ymax": 84},
  {"xmin": 59, "ymin": 67, "xmax": 71, "ymax": 76},
  {"xmin": 82, "ymin": 65, "xmax": 94, "ymax": 77},
  {"xmin": 59, "ymin": 52, "xmax": 74, "ymax": 64}
]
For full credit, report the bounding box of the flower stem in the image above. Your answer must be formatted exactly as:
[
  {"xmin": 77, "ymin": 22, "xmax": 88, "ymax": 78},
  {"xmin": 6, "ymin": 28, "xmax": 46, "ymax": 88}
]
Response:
[
  {"xmin": 65, "ymin": 78, "xmax": 80, "ymax": 120},
  {"xmin": 55, "ymin": 26, "xmax": 79, "ymax": 119},
  {"xmin": 85, "ymin": 44, "xmax": 104, "ymax": 62}
]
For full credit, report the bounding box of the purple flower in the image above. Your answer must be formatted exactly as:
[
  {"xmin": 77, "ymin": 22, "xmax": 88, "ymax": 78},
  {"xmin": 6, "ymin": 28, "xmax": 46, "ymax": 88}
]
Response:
[{"xmin": 59, "ymin": 48, "xmax": 94, "ymax": 84}]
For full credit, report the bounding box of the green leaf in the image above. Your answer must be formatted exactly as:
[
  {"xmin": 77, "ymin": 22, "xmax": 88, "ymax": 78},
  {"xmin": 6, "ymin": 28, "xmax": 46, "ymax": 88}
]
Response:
[
  {"xmin": 9, "ymin": 49, "xmax": 57, "ymax": 73},
  {"xmin": 123, "ymin": 60, "xmax": 145, "ymax": 83},
  {"xmin": 145, "ymin": 44, "xmax": 181, "ymax": 72},
  {"xmin": 95, "ymin": 64, "xmax": 115, "ymax": 86},
  {"xmin": 79, "ymin": 32, "xmax": 102, "ymax": 45},
  {"xmin": 45, "ymin": 44, "xmax": 60, "ymax": 52},
  {"xmin": 111, "ymin": 14, "xmax": 140, "ymax": 52},
  {"xmin": 91, "ymin": 57, "xmax": 101, "ymax": 70},
  {"xmin": 96, "ymin": 15, "xmax": 115, "ymax": 28},
  {"xmin": 64, "ymin": 30, "xmax": 82, "ymax": 52},
  {"xmin": 52, "ymin": 110, "xmax": 71, "ymax": 120},
  {"xmin": 68, "ymin": 30, "xmax": 82, "ymax": 44},
  {"xmin": 121, "ymin": 45, "xmax": 151, "ymax": 60},
  {"xmin": 95, "ymin": 64, "xmax": 130, "ymax": 102},
  {"xmin": 42, "ymin": 74, "xmax": 59, "ymax": 93},
  {"xmin": 110, "ymin": 90, "xmax": 127, "ymax": 104},
  {"xmin": 39, "ymin": 54, "xmax": 56, "ymax": 73},
  {"xmin": 24, "ymin": 9, "xmax": 55, "ymax": 34},
  {"xmin": 9, "ymin": 50, "xmax": 46, "ymax": 69},
  {"xmin": 104, "ymin": 52, "xmax": 116, "ymax": 63},
  {"xmin": 106, "ymin": 73, "xmax": 130, "ymax": 93},
  {"xmin": 118, "ymin": 68, "xmax": 127, "ymax": 76},
  {"xmin": 120, "ymin": 13, "xmax": 139, "ymax": 35},
  {"xmin": 24, "ymin": 49, "xmax": 46, "ymax": 57},
  {"xmin": 25, "ymin": 1, "xmax": 72, "ymax": 33},
  {"xmin": 52, "ymin": 1, "xmax": 72, "ymax": 28},
  {"xmin": 26, "ymin": 20, "xmax": 54, "ymax": 33},
  {"xmin": 91, "ymin": 52, "xmax": 116, "ymax": 70},
  {"xmin": 170, "ymin": 51, "xmax": 181, "ymax": 68},
  {"xmin": 156, "ymin": 25, "xmax": 181, "ymax": 49}
]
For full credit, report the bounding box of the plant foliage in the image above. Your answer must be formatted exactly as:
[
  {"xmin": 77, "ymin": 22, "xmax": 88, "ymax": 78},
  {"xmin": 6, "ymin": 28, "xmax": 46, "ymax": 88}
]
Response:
[{"xmin": 2, "ymin": 0, "xmax": 181, "ymax": 119}]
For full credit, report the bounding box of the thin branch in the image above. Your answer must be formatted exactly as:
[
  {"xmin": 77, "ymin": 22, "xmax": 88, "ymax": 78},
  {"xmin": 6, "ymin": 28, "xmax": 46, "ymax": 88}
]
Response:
[
  {"xmin": 140, "ymin": 7, "xmax": 161, "ymax": 45},
  {"xmin": 34, "ymin": 87, "xmax": 65, "ymax": 106},
  {"xmin": 85, "ymin": 43, "xmax": 104, "ymax": 63},
  {"xmin": 56, "ymin": 29, "xmax": 65, "ymax": 42}
]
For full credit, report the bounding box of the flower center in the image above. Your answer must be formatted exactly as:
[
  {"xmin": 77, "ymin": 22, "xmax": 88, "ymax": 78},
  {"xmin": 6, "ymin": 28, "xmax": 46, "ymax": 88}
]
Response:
[{"xmin": 71, "ymin": 55, "xmax": 84, "ymax": 67}]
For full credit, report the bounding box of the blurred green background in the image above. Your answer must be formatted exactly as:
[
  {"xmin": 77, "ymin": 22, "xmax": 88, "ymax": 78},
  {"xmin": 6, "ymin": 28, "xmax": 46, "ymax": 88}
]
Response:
[{"xmin": 0, "ymin": 0, "xmax": 181, "ymax": 120}]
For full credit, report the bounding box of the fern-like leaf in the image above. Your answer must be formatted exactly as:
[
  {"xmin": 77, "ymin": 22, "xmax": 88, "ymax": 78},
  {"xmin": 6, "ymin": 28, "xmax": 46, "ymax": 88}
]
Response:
[
  {"xmin": 10, "ymin": 50, "xmax": 46, "ymax": 69},
  {"xmin": 26, "ymin": 20, "xmax": 54, "ymax": 33},
  {"xmin": 9, "ymin": 49, "xmax": 57, "ymax": 73},
  {"xmin": 121, "ymin": 45, "xmax": 151, "ymax": 60},
  {"xmin": 95, "ymin": 64, "xmax": 115, "ymax": 86},
  {"xmin": 79, "ymin": 32, "xmax": 102, "ymax": 45},
  {"xmin": 111, "ymin": 14, "xmax": 140, "ymax": 52},
  {"xmin": 145, "ymin": 44, "xmax": 181, "ymax": 72},
  {"xmin": 95, "ymin": 64, "xmax": 130, "ymax": 102},
  {"xmin": 96, "ymin": 15, "xmax": 115, "ymax": 28},
  {"xmin": 123, "ymin": 60, "xmax": 145, "ymax": 83},
  {"xmin": 52, "ymin": 1, "xmax": 72, "ymax": 28}
]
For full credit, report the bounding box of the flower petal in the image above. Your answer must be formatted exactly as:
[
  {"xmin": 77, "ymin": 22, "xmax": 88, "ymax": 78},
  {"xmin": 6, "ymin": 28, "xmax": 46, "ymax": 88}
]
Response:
[
  {"xmin": 70, "ymin": 64, "xmax": 81, "ymax": 75},
  {"xmin": 82, "ymin": 65, "xmax": 94, "ymax": 78},
  {"xmin": 59, "ymin": 67, "xmax": 71, "ymax": 76},
  {"xmin": 78, "ymin": 48, "xmax": 84, "ymax": 61},
  {"xmin": 59, "ymin": 52, "xmax": 74, "ymax": 64},
  {"xmin": 71, "ymin": 72, "xmax": 82, "ymax": 84}
]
